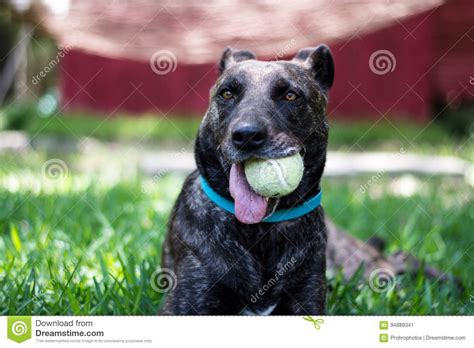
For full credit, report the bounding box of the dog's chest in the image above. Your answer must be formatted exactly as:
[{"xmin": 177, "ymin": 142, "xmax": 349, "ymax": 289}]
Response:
[
  {"xmin": 235, "ymin": 226, "xmax": 300, "ymax": 283},
  {"xmin": 242, "ymin": 304, "xmax": 278, "ymax": 316}
]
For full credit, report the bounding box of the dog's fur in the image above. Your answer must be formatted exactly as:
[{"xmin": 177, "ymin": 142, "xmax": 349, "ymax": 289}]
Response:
[{"xmin": 160, "ymin": 45, "xmax": 335, "ymax": 315}]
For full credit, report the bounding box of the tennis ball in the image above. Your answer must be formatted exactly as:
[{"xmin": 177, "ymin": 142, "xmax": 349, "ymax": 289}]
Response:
[{"xmin": 244, "ymin": 153, "xmax": 304, "ymax": 198}]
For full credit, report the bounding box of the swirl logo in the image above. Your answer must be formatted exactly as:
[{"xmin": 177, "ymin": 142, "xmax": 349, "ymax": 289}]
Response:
[
  {"xmin": 369, "ymin": 50, "xmax": 396, "ymax": 75},
  {"xmin": 8, "ymin": 316, "xmax": 32, "ymax": 343},
  {"xmin": 149, "ymin": 50, "xmax": 177, "ymax": 75},
  {"xmin": 150, "ymin": 267, "xmax": 177, "ymax": 293},
  {"xmin": 41, "ymin": 159, "xmax": 68, "ymax": 183},
  {"xmin": 369, "ymin": 268, "xmax": 396, "ymax": 293},
  {"xmin": 12, "ymin": 321, "xmax": 28, "ymax": 336}
]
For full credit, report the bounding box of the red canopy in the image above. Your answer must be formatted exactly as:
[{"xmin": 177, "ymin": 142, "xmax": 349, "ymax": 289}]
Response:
[
  {"xmin": 39, "ymin": 0, "xmax": 443, "ymax": 63},
  {"xmin": 33, "ymin": 0, "xmax": 474, "ymax": 120}
]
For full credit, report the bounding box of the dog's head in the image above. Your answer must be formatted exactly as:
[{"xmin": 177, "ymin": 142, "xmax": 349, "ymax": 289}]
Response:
[{"xmin": 195, "ymin": 45, "xmax": 334, "ymax": 224}]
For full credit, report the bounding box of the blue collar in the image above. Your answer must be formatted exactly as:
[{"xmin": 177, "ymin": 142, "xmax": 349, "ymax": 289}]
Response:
[{"xmin": 200, "ymin": 176, "xmax": 322, "ymax": 223}]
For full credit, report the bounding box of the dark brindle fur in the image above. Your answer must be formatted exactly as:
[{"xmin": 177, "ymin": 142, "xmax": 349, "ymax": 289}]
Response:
[{"xmin": 160, "ymin": 45, "xmax": 335, "ymax": 315}]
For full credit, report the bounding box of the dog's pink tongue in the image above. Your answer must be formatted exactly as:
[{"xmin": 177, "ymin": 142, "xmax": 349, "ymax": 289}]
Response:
[{"xmin": 229, "ymin": 163, "xmax": 268, "ymax": 224}]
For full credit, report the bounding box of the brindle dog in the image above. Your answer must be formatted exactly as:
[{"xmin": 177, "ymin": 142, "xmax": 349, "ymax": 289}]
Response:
[{"xmin": 160, "ymin": 45, "xmax": 334, "ymax": 315}]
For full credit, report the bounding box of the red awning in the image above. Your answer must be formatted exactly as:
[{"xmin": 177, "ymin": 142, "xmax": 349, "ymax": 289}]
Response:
[{"xmin": 38, "ymin": 0, "xmax": 443, "ymax": 63}]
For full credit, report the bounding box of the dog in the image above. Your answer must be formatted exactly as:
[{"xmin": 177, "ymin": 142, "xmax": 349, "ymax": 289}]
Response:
[{"xmin": 160, "ymin": 44, "xmax": 334, "ymax": 315}]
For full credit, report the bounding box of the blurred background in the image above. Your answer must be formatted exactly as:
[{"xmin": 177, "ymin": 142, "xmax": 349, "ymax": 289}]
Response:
[{"xmin": 0, "ymin": 0, "xmax": 472, "ymax": 315}]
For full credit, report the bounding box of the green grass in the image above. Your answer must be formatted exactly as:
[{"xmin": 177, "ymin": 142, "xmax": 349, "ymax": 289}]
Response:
[
  {"xmin": 0, "ymin": 104, "xmax": 472, "ymax": 315},
  {"xmin": 0, "ymin": 153, "xmax": 472, "ymax": 315},
  {"xmin": 327, "ymin": 119, "xmax": 473, "ymax": 161},
  {"xmin": 1, "ymin": 105, "xmax": 472, "ymax": 160},
  {"xmin": 0, "ymin": 105, "xmax": 201, "ymax": 145},
  {"xmin": 0, "ymin": 154, "xmax": 175, "ymax": 315},
  {"xmin": 325, "ymin": 176, "xmax": 473, "ymax": 315}
]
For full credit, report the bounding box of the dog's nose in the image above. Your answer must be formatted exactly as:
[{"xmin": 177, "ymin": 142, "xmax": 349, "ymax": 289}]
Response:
[{"xmin": 231, "ymin": 124, "xmax": 267, "ymax": 151}]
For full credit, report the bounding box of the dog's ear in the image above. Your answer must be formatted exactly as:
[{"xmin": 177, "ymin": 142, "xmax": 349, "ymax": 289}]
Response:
[
  {"xmin": 292, "ymin": 45, "xmax": 334, "ymax": 92},
  {"xmin": 219, "ymin": 48, "xmax": 256, "ymax": 75}
]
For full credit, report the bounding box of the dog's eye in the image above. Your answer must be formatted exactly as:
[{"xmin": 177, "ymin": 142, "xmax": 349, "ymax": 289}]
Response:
[
  {"xmin": 220, "ymin": 89, "xmax": 233, "ymax": 100},
  {"xmin": 285, "ymin": 91, "xmax": 299, "ymax": 101}
]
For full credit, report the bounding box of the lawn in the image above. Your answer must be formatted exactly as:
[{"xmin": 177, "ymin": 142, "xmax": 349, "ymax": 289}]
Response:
[
  {"xmin": 1, "ymin": 104, "xmax": 473, "ymax": 160},
  {"xmin": 0, "ymin": 109, "xmax": 472, "ymax": 315}
]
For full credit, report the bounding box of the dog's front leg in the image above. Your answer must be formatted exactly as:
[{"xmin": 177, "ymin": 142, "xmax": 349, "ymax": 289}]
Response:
[
  {"xmin": 275, "ymin": 273, "xmax": 326, "ymax": 315},
  {"xmin": 159, "ymin": 256, "xmax": 232, "ymax": 315}
]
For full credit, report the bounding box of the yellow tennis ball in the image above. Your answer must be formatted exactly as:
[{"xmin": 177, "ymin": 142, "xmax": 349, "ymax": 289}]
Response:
[{"xmin": 244, "ymin": 153, "xmax": 304, "ymax": 198}]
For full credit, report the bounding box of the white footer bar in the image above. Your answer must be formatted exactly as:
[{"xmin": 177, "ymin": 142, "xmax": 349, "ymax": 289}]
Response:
[{"xmin": 0, "ymin": 316, "xmax": 472, "ymax": 347}]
